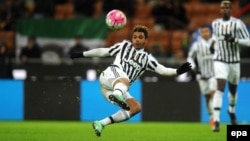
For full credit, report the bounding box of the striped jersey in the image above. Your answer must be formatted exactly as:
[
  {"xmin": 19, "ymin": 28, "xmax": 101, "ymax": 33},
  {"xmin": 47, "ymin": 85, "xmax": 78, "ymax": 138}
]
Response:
[
  {"xmin": 212, "ymin": 17, "xmax": 250, "ymax": 63},
  {"xmin": 108, "ymin": 40, "xmax": 160, "ymax": 83},
  {"xmin": 187, "ymin": 37, "xmax": 215, "ymax": 79}
]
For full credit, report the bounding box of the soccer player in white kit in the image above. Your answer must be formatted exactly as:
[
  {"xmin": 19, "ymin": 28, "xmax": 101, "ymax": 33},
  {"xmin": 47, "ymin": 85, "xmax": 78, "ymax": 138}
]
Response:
[
  {"xmin": 187, "ymin": 24, "xmax": 217, "ymax": 129},
  {"xmin": 71, "ymin": 25, "xmax": 192, "ymax": 137},
  {"xmin": 211, "ymin": 0, "xmax": 250, "ymax": 132}
]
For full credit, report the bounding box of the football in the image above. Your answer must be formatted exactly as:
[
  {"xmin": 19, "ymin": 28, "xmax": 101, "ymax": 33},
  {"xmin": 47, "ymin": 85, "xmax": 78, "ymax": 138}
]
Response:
[{"xmin": 105, "ymin": 9, "xmax": 127, "ymax": 30}]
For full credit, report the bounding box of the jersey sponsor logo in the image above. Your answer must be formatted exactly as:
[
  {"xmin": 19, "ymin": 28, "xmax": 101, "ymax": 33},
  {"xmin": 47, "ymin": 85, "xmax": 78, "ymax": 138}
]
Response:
[{"xmin": 123, "ymin": 57, "xmax": 142, "ymax": 70}]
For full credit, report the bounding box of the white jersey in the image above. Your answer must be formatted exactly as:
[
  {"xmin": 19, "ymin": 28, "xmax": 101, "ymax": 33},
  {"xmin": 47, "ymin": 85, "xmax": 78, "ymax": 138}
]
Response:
[
  {"xmin": 212, "ymin": 17, "xmax": 250, "ymax": 63},
  {"xmin": 108, "ymin": 40, "xmax": 162, "ymax": 82},
  {"xmin": 187, "ymin": 37, "xmax": 215, "ymax": 79}
]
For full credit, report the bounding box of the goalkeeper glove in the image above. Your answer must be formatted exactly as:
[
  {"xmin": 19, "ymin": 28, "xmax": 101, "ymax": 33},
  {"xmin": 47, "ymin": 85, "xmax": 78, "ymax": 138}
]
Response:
[
  {"xmin": 176, "ymin": 62, "xmax": 192, "ymax": 75},
  {"xmin": 70, "ymin": 52, "xmax": 84, "ymax": 59},
  {"xmin": 224, "ymin": 34, "xmax": 238, "ymax": 43}
]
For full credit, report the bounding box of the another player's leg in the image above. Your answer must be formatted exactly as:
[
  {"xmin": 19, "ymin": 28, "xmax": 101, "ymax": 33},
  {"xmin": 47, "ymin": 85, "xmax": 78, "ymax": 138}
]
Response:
[
  {"xmin": 199, "ymin": 79, "xmax": 215, "ymax": 129},
  {"xmin": 205, "ymin": 93, "xmax": 214, "ymax": 119},
  {"xmin": 212, "ymin": 78, "xmax": 226, "ymax": 132},
  {"xmin": 208, "ymin": 78, "xmax": 216, "ymax": 129},
  {"xmin": 227, "ymin": 63, "xmax": 240, "ymax": 125},
  {"xmin": 204, "ymin": 93, "xmax": 213, "ymax": 129},
  {"xmin": 228, "ymin": 83, "xmax": 238, "ymax": 125}
]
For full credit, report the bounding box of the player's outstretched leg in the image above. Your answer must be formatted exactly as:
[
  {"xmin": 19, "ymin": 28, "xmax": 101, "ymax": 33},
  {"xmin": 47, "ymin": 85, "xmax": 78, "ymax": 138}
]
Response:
[
  {"xmin": 109, "ymin": 94, "xmax": 130, "ymax": 110},
  {"xmin": 92, "ymin": 121, "xmax": 104, "ymax": 137}
]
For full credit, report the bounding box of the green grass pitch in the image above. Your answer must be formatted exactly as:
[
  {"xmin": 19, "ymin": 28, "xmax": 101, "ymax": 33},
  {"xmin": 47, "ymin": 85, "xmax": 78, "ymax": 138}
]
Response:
[{"xmin": 0, "ymin": 121, "xmax": 226, "ymax": 141}]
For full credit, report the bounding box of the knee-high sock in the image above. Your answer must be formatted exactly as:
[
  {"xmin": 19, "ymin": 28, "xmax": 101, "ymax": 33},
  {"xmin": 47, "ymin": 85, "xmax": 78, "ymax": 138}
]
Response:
[
  {"xmin": 213, "ymin": 90, "xmax": 223, "ymax": 122},
  {"xmin": 113, "ymin": 82, "xmax": 128, "ymax": 96},
  {"xmin": 100, "ymin": 109, "xmax": 130, "ymax": 126},
  {"xmin": 228, "ymin": 92, "xmax": 237, "ymax": 113}
]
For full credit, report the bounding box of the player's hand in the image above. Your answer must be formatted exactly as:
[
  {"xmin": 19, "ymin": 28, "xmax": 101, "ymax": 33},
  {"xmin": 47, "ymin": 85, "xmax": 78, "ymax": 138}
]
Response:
[
  {"xmin": 70, "ymin": 52, "xmax": 84, "ymax": 59},
  {"xmin": 176, "ymin": 62, "xmax": 192, "ymax": 75},
  {"xmin": 224, "ymin": 34, "xmax": 238, "ymax": 43},
  {"xmin": 209, "ymin": 40, "xmax": 215, "ymax": 54}
]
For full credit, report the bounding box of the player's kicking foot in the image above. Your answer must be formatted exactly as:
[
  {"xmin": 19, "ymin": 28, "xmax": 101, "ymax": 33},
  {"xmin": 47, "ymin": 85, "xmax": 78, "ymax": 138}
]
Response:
[
  {"xmin": 228, "ymin": 110, "xmax": 237, "ymax": 125},
  {"xmin": 212, "ymin": 121, "xmax": 220, "ymax": 132},
  {"xmin": 92, "ymin": 121, "xmax": 104, "ymax": 137},
  {"xmin": 109, "ymin": 94, "xmax": 130, "ymax": 110}
]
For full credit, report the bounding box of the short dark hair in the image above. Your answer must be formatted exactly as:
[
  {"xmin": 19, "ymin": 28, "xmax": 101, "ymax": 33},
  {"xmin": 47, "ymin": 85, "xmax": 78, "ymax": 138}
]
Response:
[
  {"xmin": 221, "ymin": 0, "xmax": 232, "ymax": 7},
  {"xmin": 221, "ymin": 0, "xmax": 231, "ymax": 4},
  {"xmin": 200, "ymin": 24, "xmax": 212, "ymax": 33},
  {"xmin": 132, "ymin": 25, "xmax": 148, "ymax": 38},
  {"xmin": 200, "ymin": 24, "xmax": 212, "ymax": 30}
]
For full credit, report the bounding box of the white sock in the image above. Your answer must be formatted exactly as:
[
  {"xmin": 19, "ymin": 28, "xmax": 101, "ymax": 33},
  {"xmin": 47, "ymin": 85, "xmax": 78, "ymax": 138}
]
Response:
[
  {"xmin": 100, "ymin": 109, "xmax": 130, "ymax": 126},
  {"xmin": 213, "ymin": 90, "xmax": 223, "ymax": 122},
  {"xmin": 113, "ymin": 82, "xmax": 128, "ymax": 96},
  {"xmin": 228, "ymin": 92, "xmax": 237, "ymax": 113},
  {"xmin": 100, "ymin": 117, "xmax": 112, "ymax": 126}
]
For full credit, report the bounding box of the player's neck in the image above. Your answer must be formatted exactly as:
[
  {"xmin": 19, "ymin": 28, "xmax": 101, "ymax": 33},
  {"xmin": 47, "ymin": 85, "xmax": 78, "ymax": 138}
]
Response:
[
  {"xmin": 222, "ymin": 16, "xmax": 230, "ymax": 21},
  {"xmin": 134, "ymin": 47, "xmax": 144, "ymax": 51}
]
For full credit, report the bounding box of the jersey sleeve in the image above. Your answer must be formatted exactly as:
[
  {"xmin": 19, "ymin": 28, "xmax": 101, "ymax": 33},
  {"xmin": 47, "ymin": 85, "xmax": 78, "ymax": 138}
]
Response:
[
  {"xmin": 108, "ymin": 40, "xmax": 129, "ymax": 56},
  {"xmin": 83, "ymin": 48, "xmax": 110, "ymax": 57},
  {"xmin": 146, "ymin": 54, "xmax": 177, "ymax": 76},
  {"xmin": 83, "ymin": 40, "xmax": 129, "ymax": 57},
  {"xmin": 187, "ymin": 42, "xmax": 198, "ymax": 70},
  {"xmin": 146, "ymin": 54, "xmax": 159, "ymax": 71},
  {"xmin": 236, "ymin": 19, "xmax": 250, "ymax": 47}
]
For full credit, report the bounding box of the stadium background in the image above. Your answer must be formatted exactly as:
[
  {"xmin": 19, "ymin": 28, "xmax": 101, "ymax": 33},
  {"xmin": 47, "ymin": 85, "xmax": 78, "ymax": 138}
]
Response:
[
  {"xmin": 1, "ymin": 63, "xmax": 250, "ymax": 123},
  {"xmin": 0, "ymin": 0, "xmax": 250, "ymax": 124}
]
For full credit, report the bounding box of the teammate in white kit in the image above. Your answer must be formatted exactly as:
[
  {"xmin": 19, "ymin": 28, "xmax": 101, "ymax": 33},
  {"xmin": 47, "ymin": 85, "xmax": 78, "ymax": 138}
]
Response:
[
  {"xmin": 71, "ymin": 25, "xmax": 192, "ymax": 137},
  {"xmin": 211, "ymin": 0, "xmax": 250, "ymax": 132},
  {"xmin": 187, "ymin": 24, "xmax": 216, "ymax": 129}
]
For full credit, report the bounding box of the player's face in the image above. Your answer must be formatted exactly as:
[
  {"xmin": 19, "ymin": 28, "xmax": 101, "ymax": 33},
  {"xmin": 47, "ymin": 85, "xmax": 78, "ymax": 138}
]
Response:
[
  {"xmin": 27, "ymin": 39, "xmax": 35, "ymax": 48},
  {"xmin": 200, "ymin": 27, "xmax": 211, "ymax": 41},
  {"xmin": 132, "ymin": 32, "xmax": 147, "ymax": 49},
  {"xmin": 220, "ymin": 3, "xmax": 231, "ymax": 20}
]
